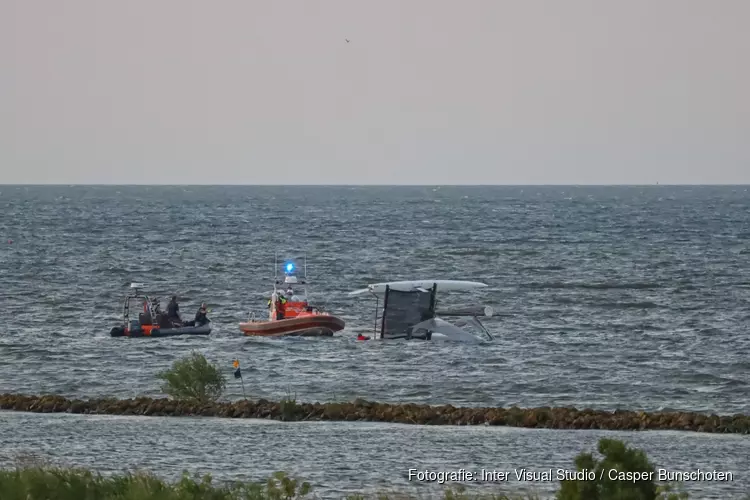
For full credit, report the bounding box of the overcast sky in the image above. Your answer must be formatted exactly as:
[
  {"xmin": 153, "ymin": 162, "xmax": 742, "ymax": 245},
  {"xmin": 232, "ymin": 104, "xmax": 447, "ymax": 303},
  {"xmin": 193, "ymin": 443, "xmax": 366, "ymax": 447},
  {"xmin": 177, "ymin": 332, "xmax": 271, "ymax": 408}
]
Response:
[{"xmin": 1, "ymin": 0, "xmax": 748, "ymax": 185}]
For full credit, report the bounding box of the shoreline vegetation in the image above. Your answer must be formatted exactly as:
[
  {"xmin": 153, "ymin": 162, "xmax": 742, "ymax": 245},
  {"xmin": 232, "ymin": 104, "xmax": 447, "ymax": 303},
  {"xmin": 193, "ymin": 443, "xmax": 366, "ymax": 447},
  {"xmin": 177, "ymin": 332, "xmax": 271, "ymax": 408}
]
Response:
[
  {"xmin": 1, "ymin": 392, "xmax": 749, "ymax": 433},
  {"xmin": 0, "ymin": 438, "xmax": 701, "ymax": 499}
]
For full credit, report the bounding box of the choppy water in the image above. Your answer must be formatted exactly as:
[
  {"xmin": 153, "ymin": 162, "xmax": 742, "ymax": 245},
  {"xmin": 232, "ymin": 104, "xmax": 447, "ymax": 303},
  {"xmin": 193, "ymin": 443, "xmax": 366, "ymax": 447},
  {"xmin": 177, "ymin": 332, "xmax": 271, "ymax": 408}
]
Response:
[
  {"xmin": 0, "ymin": 412, "xmax": 747, "ymax": 499},
  {"xmin": 1, "ymin": 185, "xmax": 750, "ymax": 497},
  {"xmin": 1, "ymin": 185, "xmax": 749, "ymax": 413}
]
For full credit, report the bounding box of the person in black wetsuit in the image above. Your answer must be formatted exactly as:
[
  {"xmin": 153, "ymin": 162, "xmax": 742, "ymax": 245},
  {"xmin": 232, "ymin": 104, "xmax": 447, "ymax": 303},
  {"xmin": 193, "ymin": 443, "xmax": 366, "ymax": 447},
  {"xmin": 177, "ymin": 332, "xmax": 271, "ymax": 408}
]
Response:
[
  {"xmin": 193, "ymin": 303, "xmax": 209, "ymax": 326},
  {"xmin": 167, "ymin": 296, "xmax": 181, "ymax": 325}
]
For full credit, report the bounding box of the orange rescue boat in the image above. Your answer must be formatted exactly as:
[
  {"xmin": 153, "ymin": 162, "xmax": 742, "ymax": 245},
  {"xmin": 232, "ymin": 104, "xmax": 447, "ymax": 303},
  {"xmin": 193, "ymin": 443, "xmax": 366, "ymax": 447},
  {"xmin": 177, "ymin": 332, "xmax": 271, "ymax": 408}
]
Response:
[{"xmin": 239, "ymin": 253, "xmax": 345, "ymax": 337}]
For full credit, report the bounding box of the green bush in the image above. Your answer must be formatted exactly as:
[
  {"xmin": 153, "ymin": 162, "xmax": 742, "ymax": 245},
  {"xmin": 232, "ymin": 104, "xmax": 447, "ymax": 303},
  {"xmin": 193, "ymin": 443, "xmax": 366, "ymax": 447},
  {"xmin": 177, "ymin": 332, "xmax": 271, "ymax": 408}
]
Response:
[
  {"xmin": 156, "ymin": 351, "xmax": 226, "ymax": 404},
  {"xmin": 556, "ymin": 438, "xmax": 688, "ymax": 500}
]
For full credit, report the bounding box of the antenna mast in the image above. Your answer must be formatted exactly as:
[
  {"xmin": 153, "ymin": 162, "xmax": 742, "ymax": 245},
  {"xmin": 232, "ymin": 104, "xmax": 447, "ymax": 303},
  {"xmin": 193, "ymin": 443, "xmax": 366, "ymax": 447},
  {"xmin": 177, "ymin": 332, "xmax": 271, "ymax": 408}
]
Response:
[{"xmin": 274, "ymin": 251, "xmax": 278, "ymax": 287}]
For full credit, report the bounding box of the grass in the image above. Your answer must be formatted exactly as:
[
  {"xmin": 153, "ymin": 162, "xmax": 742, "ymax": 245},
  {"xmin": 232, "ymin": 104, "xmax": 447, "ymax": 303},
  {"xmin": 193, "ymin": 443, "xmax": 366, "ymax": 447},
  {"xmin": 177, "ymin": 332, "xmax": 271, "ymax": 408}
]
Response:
[
  {"xmin": 0, "ymin": 465, "xmax": 312, "ymax": 500},
  {"xmin": 345, "ymin": 490, "xmax": 539, "ymax": 500},
  {"xmin": 279, "ymin": 386, "xmax": 302, "ymax": 421},
  {"xmin": 0, "ymin": 465, "xmax": 544, "ymax": 500},
  {"xmin": 0, "ymin": 466, "xmax": 711, "ymax": 500},
  {"xmin": 1, "ymin": 437, "xmax": 731, "ymax": 500}
]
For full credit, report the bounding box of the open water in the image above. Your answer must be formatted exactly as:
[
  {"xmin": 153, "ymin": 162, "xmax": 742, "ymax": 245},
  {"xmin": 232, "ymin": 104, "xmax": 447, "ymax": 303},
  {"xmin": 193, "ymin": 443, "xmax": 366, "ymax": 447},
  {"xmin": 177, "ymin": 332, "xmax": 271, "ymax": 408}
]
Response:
[{"xmin": 1, "ymin": 185, "xmax": 749, "ymax": 497}]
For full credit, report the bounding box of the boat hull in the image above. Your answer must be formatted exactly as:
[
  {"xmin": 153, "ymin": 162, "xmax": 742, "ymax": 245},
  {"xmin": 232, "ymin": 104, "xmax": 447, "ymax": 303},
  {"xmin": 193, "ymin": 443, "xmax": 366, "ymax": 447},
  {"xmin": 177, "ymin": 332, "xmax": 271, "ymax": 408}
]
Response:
[
  {"xmin": 239, "ymin": 315, "xmax": 345, "ymax": 337},
  {"xmin": 110, "ymin": 324, "xmax": 211, "ymax": 338}
]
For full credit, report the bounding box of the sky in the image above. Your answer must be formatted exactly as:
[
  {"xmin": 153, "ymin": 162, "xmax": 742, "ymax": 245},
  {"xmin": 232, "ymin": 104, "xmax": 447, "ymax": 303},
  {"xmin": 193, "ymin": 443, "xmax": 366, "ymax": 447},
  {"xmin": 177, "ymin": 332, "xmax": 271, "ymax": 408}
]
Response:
[{"xmin": 1, "ymin": 0, "xmax": 748, "ymax": 185}]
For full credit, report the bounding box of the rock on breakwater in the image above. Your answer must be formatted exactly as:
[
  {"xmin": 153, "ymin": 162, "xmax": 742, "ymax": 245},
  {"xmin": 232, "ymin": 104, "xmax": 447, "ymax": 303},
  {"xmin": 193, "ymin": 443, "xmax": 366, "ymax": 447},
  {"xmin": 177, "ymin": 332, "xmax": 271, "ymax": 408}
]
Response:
[{"xmin": 1, "ymin": 393, "xmax": 749, "ymax": 434}]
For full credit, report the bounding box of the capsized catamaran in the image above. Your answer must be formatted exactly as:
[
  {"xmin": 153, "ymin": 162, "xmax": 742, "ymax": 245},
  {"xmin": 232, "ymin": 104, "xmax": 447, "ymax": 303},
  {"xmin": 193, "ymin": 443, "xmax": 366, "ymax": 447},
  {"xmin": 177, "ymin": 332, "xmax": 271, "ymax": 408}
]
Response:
[
  {"xmin": 239, "ymin": 252, "xmax": 345, "ymax": 337},
  {"xmin": 348, "ymin": 279, "xmax": 494, "ymax": 342}
]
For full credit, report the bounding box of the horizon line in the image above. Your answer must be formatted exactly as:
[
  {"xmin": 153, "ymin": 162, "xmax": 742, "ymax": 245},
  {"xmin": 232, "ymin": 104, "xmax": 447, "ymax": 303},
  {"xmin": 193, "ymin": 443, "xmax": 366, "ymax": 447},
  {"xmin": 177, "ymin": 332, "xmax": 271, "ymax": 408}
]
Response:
[{"xmin": 1, "ymin": 183, "xmax": 749, "ymax": 187}]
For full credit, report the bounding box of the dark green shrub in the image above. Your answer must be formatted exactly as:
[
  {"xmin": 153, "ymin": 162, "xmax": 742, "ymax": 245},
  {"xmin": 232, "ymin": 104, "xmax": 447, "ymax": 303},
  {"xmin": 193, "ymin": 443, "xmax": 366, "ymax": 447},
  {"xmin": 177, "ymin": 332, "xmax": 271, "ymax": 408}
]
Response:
[
  {"xmin": 156, "ymin": 351, "xmax": 226, "ymax": 404},
  {"xmin": 556, "ymin": 438, "xmax": 688, "ymax": 500}
]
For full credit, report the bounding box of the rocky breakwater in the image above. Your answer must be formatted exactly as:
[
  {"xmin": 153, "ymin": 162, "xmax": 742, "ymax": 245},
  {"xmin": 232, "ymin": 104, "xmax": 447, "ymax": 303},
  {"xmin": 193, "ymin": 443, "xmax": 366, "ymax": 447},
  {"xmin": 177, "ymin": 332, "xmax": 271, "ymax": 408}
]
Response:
[{"xmin": 1, "ymin": 393, "xmax": 749, "ymax": 434}]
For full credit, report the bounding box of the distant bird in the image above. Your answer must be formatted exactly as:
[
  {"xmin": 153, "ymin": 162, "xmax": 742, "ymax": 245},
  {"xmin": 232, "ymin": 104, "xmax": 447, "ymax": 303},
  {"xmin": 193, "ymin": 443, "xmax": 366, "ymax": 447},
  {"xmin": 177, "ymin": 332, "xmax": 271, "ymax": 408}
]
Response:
[{"xmin": 345, "ymin": 39, "xmax": 350, "ymax": 43}]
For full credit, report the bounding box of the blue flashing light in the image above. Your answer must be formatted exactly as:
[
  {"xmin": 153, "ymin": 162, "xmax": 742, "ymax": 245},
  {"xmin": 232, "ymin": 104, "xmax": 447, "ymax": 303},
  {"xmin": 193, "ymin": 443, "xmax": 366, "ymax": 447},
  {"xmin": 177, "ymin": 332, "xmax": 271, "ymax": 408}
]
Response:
[{"xmin": 285, "ymin": 262, "xmax": 295, "ymax": 273}]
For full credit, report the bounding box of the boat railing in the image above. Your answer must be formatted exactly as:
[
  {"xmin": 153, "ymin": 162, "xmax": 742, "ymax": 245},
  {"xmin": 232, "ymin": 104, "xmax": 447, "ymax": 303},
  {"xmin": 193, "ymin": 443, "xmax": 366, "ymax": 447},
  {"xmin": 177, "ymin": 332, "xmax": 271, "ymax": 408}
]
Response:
[{"xmin": 247, "ymin": 311, "xmax": 257, "ymax": 322}]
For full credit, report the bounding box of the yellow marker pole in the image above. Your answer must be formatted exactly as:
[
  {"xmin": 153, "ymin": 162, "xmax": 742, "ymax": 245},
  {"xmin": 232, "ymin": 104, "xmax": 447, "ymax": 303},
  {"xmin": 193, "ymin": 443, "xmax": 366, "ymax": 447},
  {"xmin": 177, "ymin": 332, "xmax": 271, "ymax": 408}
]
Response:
[{"xmin": 233, "ymin": 360, "xmax": 247, "ymax": 399}]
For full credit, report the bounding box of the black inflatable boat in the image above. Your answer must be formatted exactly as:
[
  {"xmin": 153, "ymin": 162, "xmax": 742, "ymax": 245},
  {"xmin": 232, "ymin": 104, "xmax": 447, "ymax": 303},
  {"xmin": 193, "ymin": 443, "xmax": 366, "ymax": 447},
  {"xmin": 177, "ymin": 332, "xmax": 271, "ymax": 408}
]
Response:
[
  {"xmin": 110, "ymin": 323, "xmax": 211, "ymax": 338},
  {"xmin": 109, "ymin": 283, "xmax": 212, "ymax": 338}
]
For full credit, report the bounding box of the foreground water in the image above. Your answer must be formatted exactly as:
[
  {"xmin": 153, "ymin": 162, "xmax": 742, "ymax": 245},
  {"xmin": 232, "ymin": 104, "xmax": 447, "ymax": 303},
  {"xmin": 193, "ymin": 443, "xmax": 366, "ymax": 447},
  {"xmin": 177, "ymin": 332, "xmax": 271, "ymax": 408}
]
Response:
[{"xmin": 0, "ymin": 411, "xmax": 746, "ymax": 499}]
